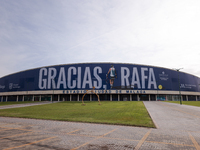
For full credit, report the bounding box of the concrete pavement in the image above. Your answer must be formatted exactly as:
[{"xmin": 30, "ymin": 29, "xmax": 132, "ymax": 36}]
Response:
[
  {"xmin": 0, "ymin": 101, "xmax": 58, "ymax": 110},
  {"xmin": 0, "ymin": 101, "xmax": 199, "ymax": 149},
  {"xmin": 143, "ymin": 101, "xmax": 200, "ymax": 150}
]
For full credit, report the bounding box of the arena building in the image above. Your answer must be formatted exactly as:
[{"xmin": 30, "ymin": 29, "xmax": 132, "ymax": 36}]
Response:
[{"xmin": 0, "ymin": 63, "xmax": 200, "ymax": 102}]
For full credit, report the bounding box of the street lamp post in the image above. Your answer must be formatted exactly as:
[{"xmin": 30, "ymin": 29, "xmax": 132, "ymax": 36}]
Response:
[
  {"xmin": 52, "ymin": 79, "xmax": 55, "ymax": 103},
  {"xmin": 52, "ymin": 88, "xmax": 54, "ymax": 103},
  {"xmin": 199, "ymin": 84, "xmax": 200, "ymax": 101},
  {"xmin": 174, "ymin": 68, "xmax": 183, "ymax": 105}
]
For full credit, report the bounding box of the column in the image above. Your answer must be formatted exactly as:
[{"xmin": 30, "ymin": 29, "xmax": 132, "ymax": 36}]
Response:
[
  {"xmin": 58, "ymin": 95, "xmax": 60, "ymax": 101},
  {"xmin": 17, "ymin": 96, "xmax": 19, "ymax": 102},
  {"xmin": 90, "ymin": 94, "xmax": 92, "ymax": 101},
  {"xmin": 51, "ymin": 95, "xmax": 52, "ymax": 102},
  {"xmin": 118, "ymin": 94, "xmax": 120, "ymax": 101},
  {"xmin": 6, "ymin": 96, "xmax": 8, "ymax": 102},
  {"xmin": 22, "ymin": 95, "xmax": 24, "ymax": 102},
  {"xmin": 39, "ymin": 95, "xmax": 41, "ymax": 101},
  {"xmin": 1, "ymin": 96, "xmax": 3, "ymax": 102},
  {"xmin": 77, "ymin": 94, "xmax": 79, "ymax": 101},
  {"xmin": 196, "ymin": 96, "xmax": 197, "ymax": 101},
  {"xmin": 110, "ymin": 94, "xmax": 112, "ymax": 101},
  {"xmin": 186, "ymin": 95, "xmax": 188, "ymax": 101},
  {"xmin": 70, "ymin": 95, "xmax": 72, "ymax": 101},
  {"xmin": 130, "ymin": 94, "xmax": 132, "ymax": 101},
  {"xmin": 149, "ymin": 95, "xmax": 151, "ymax": 101},
  {"xmin": 156, "ymin": 95, "xmax": 158, "ymax": 101},
  {"xmin": 137, "ymin": 95, "xmax": 139, "ymax": 101},
  {"xmin": 32, "ymin": 95, "xmax": 34, "ymax": 101}
]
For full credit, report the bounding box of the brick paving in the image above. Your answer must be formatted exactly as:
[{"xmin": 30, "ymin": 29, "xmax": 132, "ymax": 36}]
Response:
[{"xmin": 0, "ymin": 101, "xmax": 199, "ymax": 150}]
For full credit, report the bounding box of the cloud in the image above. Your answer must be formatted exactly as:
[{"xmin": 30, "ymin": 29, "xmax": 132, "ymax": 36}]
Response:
[{"xmin": 0, "ymin": 0, "xmax": 200, "ymax": 77}]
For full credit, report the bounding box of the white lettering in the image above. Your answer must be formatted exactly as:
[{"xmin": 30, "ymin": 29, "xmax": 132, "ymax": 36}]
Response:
[
  {"xmin": 77, "ymin": 67, "xmax": 81, "ymax": 88},
  {"xmin": 38, "ymin": 66, "xmax": 103, "ymax": 90},
  {"xmin": 68, "ymin": 67, "xmax": 76, "ymax": 89},
  {"xmin": 82, "ymin": 67, "xmax": 92, "ymax": 88},
  {"xmin": 148, "ymin": 68, "xmax": 157, "ymax": 89},
  {"xmin": 131, "ymin": 67, "xmax": 141, "ymax": 88},
  {"xmin": 121, "ymin": 67, "xmax": 130, "ymax": 86},
  {"xmin": 93, "ymin": 66, "xmax": 102, "ymax": 89},
  {"xmin": 39, "ymin": 68, "xmax": 47, "ymax": 89},
  {"xmin": 48, "ymin": 68, "xmax": 57, "ymax": 89},
  {"xmin": 141, "ymin": 67, "xmax": 148, "ymax": 89},
  {"xmin": 57, "ymin": 67, "xmax": 67, "ymax": 89}
]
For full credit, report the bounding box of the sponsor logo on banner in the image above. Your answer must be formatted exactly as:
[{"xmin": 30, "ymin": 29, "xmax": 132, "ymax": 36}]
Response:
[
  {"xmin": 158, "ymin": 85, "xmax": 163, "ymax": 89},
  {"xmin": 180, "ymin": 84, "xmax": 196, "ymax": 89},
  {"xmin": 0, "ymin": 85, "xmax": 5, "ymax": 89},
  {"xmin": 9, "ymin": 83, "xmax": 20, "ymax": 90},
  {"xmin": 159, "ymin": 71, "xmax": 169, "ymax": 81}
]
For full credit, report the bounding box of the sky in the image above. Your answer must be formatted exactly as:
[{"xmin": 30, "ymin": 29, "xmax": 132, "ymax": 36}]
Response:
[{"xmin": 0, "ymin": 0, "xmax": 200, "ymax": 78}]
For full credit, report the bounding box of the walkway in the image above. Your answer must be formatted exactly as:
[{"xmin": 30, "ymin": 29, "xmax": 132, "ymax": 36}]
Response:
[
  {"xmin": 0, "ymin": 101, "xmax": 199, "ymax": 149},
  {"xmin": 144, "ymin": 101, "xmax": 200, "ymax": 150},
  {"xmin": 0, "ymin": 101, "xmax": 57, "ymax": 110}
]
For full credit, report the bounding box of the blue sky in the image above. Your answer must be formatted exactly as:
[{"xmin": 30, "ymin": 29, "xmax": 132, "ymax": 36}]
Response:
[{"xmin": 0, "ymin": 0, "xmax": 200, "ymax": 77}]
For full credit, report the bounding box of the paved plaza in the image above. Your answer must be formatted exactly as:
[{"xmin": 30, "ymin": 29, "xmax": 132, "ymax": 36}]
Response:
[{"xmin": 0, "ymin": 101, "xmax": 200, "ymax": 150}]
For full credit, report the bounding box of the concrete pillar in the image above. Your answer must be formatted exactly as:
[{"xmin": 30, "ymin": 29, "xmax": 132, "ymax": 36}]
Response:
[
  {"xmin": 130, "ymin": 94, "xmax": 132, "ymax": 101},
  {"xmin": 58, "ymin": 95, "xmax": 60, "ymax": 101},
  {"xmin": 22, "ymin": 95, "xmax": 24, "ymax": 102},
  {"xmin": 90, "ymin": 94, "xmax": 92, "ymax": 101},
  {"xmin": 70, "ymin": 95, "xmax": 72, "ymax": 101},
  {"xmin": 118, "ymin": 94, "xmax": 120, "ymax": 101},
  {"xmin": 39, "ymin": 95, "xmax": 41, "ymax": 101},
  {"xmin": 17, "ymin": 96, "xmax": 19, "ymax": 102},
  {"xmin": 137, "ymin": 95, "xmax": 139, "ymax": 101},
  {"xmin": 51, "ymin": 95, "xmax": 52, "ymax": 102},
  {"xmin": 110, "ymin": 94, "xmax": 112, "ymax": 101},
  {"xmin": 149, "ymin": 95, "xmax": 151, "ymax": 101},
  {"xmin": 196, "ymin": 96, "xmax": 197, "ymax": 101},
  {"xmin": 1, "ymin": 96, "xmax": 3, "ymax": 102},
  {"xmin": 77, "ymin": 94, "xmax": 79, "ymax": 101},
  {"xmin": 6, "ymin": 96, "xmax": 8, "ymax": 102},
  {"xmin": 32, "ymin": 95, "xmax": 34, "ymax": 101},
  {"xmin": 156, "ymin": 95, "xmax": 158, "ymax": 101},
  {"xmin": 186, "ymin": 95, "xmax": 188, "ymax": 101}
]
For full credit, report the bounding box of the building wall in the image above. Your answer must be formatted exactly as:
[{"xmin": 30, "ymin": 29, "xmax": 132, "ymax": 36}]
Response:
[{"xmin": 0, "ymin": 63, "xmax": 200, "ymax": 101}]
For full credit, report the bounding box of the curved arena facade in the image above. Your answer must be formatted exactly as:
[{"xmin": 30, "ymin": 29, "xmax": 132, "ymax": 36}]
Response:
[{"xmin": 0, "ymin": 63, "xmax": 200, "ymax": 102}]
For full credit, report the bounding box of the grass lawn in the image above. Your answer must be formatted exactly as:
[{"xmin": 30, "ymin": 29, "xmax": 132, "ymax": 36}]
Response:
[
  {"xmin": 166, "ymin": 101, "xmax": 200, "ymax": 107},
  {"xmin": 0, "ymin": 101, "xmax": 155, "ymax": 128},
  {"xmin": 0, "ymin": 101, "xmax": 39, "ymax": 106}
]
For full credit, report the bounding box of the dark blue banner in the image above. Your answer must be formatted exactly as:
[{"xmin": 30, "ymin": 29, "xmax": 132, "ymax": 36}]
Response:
[{"xmin": 0, "ymin": 63, "xmax": 200, "ymax": 92}]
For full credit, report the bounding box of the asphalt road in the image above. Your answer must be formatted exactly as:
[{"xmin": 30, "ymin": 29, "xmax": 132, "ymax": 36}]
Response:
[{"xmin": 0, "ymin": 101, "xmax": 200, "ymax": 150}]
